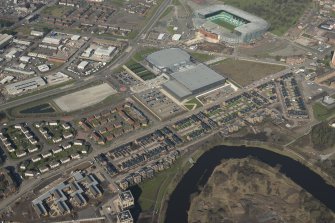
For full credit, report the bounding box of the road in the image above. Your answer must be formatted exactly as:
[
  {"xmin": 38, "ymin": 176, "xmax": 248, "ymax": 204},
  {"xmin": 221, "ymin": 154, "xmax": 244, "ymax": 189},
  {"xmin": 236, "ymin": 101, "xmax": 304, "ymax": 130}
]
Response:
[
  {"xmin": 0, "ymin": 0, "xmax": 172, "ymax": 112},
  {"xmin": 0, "ymin": 0, "xmax": 174, "ymax": 211},
  {"xmin": 0, "ymin": 65, "xmax": 292, "ymax": 212}
]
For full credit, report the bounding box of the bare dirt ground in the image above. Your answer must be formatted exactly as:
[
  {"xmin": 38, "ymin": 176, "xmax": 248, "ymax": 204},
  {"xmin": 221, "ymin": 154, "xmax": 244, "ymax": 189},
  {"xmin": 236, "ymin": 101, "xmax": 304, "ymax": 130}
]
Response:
[
  {"xmin": 53, "ymin": 83, "xmax": 117, "ymax": 112},
  {"xmin": 188, "ymin": 158, "xmax": 335, "ymax": 223}
]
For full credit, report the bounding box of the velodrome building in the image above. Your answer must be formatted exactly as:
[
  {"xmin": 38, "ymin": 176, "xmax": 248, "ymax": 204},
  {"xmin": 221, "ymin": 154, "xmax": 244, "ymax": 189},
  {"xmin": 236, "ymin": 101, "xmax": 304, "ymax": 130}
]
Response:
[
  {"xmin": 193, "ymin": 5, "xmax": 269, "ymax": 44},
  {"xmin": 146, "ymin": 48, "xmax": 226, "ymax": 101}
]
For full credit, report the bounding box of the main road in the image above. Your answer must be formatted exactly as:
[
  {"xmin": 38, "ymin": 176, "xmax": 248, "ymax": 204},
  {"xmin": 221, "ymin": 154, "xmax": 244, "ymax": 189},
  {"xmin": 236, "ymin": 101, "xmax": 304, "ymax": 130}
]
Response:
[{"xmin": 0, "ymin": 65, "xmax": 292, "ymax": 212}]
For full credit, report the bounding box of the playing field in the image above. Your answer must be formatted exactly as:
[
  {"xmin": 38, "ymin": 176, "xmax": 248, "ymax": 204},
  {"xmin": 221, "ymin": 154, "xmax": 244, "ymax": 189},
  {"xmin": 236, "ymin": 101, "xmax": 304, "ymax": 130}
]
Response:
[
  {"xmin": 211, "ymin": 59, "xmax": 286, "ymax": 87},
  {"xmin": 54, "ymin": 83, "xmax": 117, "ymax": 112},
  {"xmin": 211, "ymin": 19, "xmax": 236, "ymax": 31}
]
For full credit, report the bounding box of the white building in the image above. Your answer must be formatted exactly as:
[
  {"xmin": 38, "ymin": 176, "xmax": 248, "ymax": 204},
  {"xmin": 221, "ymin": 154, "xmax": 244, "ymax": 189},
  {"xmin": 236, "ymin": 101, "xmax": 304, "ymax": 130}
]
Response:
[
  {"xmin": 77, "ymin": 61, "xmax": 89, "ymax": 70},
  {"xmin": 37, "ymin": 64, "xmax": 50, "ymax": 72},
  {"xmin": 49, "ymin": 162, "xmax": 60, "ymax": 169},
  {"xmin": 52, "ymin": 147, "xmax": 63, "ymax": 154},
  {"xmin": 32, "ymin": 156, "xmax": 41, "ymax": 162},
  {"xmin": 5, "ymin": 77, "xmax": 46, "ymax": 95},
  {"xmin": 5, "ymin": 49, "xmax": 19, "ymax": 59},
  {"xmin": 0, "ymin": 76, "xmax": 15, "ymax": 84},
  {"xmin": 16, "ymin": 150, "xmax": 27, "ymax": 158},
  {"xmin": 30, "ymin": 31, "xmax": 44, "ymax": 37},
  {"xmin": 71, "ymin": 35, "xmax": 81, "ymax": 41},
  {"xmin": 45, "ymin": 72, "xmax": 71, "ymax": 85},
  {"xmin": 28, "ymin": 147, "xmax": 39, "ymax": 153},
  {"xmin": 42, "ymin": 36, "xmax": 62, "ymax": 45},
  {"xmin": 39, "ymin": 166, "xmax": 49, "ymax": 173},
  {"xmin": 94, "ymin": 46, "xmax": 116, "ymax": 57},
  {"xmin": 19, "ymin": 56, "xmax": 31, "ymax": 63},
  {"xmin": 0, "ymin": 34, "xmax": 13, "ymax": 49},
  {"xmin": 24, "ymin": 171, "xmax": 35, "ymax": 177},
  {"xmin": 73, "ymin": 140, "xmax": 83, "ymax": 146},
  {"xmin": 172, "ymin": 34, "xmax": 182, "ymax": 41},
  {"xmin": 60, "ymin": 157, "xmax": 70, "ymax": 164},
  {"xmin": 41, "ymin": 152, "xmax": 52, "ymax": 159},
  {"xmin": 61, "ymin": 143, "xmax": 71, "ymax": 150}
]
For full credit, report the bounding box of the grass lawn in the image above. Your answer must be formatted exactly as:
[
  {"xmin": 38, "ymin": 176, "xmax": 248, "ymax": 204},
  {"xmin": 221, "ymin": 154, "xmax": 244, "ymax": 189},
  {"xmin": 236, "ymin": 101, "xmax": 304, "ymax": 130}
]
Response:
[
  {"xmin": 138, "ymin": 174, "xmax": 167, "ymax": 211},
  {"xmin": 313, "ymin": 102, "xmax": 335, "ymax": 121},
  {"xmin": 138, "ymin": 157, "xmax": 191, "ymax": 212},
  {"xmin": 133, "ymin": 47, "xmax": 159, "ymax": 61},
  {"xmin": 160, "ymin": 6, "xmax": 173, "ymax": 19},
  {"xmin": 222, "ymin": 0, "xmax": 312, "ymax": 36},
  {"xmin": 41, "ymin": 5, "xmax": 73, "ymax": 17},
  {"xmin": 14, "ymin": 26, "xmax": 32, "ymax": 36},
  {"xmin": 184, "ymin": 98, "xmax": 203, "ymax": 111},
  {"xmin": 211, "ymin": 58, "xmax": 286, "ymax": 87},
  {"xmin": 189, "ymin": 52, "xmax": 215, "ymax": 63}
]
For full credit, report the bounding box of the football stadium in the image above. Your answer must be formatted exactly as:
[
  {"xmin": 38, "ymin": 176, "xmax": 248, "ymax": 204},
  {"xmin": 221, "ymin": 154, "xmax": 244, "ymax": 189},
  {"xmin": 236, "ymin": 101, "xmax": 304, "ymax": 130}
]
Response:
[{"xmin": 193, "ymin": 5, "xmax": 269, "ymax": 44}]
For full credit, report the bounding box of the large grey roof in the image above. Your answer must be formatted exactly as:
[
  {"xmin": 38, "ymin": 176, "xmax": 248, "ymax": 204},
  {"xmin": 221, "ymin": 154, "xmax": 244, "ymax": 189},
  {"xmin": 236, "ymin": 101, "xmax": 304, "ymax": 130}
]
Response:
[
  {"xmin": 146, "ymin": 48, "xmax": 191, "ymax": 69},
  {"xmin": 163, "ymin": 80, "xmax": 192, "ymax": 99},
  {"xmin": 163, "ymin": 63, "xmax": 226, "ymax": 99},
  {"xmin": 171, "ymin": 64, "xmax": 225, "ymax": 91}
]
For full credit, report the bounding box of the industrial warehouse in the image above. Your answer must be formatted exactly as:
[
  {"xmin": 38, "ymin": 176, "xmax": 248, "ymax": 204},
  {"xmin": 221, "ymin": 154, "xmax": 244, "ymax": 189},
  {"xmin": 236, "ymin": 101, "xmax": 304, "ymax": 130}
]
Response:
[
  {"xmin": 146, "ymin": 48, "xmax": 226, "ymax": 101},
  {"xmin": 193, "ymin": 5, "xmax": 269, "ymax": 43}
]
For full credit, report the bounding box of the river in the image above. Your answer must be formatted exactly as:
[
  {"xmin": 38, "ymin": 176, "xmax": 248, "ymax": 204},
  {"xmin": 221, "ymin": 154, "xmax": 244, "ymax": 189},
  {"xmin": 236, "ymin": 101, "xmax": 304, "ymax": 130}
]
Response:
[{"xmin": 164, "ymin": 145, "xmax": 335, "ymax": 223}]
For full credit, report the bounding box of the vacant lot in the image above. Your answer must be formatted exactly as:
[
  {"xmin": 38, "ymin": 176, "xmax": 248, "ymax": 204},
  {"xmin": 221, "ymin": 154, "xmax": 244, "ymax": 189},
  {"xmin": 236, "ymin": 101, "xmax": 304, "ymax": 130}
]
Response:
[
  {"xmin": 211, "ymin": 59, "xmax": 286, "ymax": 87},
  {"xmin": 41, "ymin": 5, "xmax": 73, "ymax": 17},
  {"xmin": 189, "ymin": 52, "xmax": 215, "ymax": 63},
  {"xmin": 313, "ymin": 102, "xmax": 335, "ymax": 121},
  {"xmin": 222, "ymin": 0, "xmax": 312, "ymax": 36},
  {"xmin": 54, "ymin": 83, "xmax": 117, "ymax": 112}
]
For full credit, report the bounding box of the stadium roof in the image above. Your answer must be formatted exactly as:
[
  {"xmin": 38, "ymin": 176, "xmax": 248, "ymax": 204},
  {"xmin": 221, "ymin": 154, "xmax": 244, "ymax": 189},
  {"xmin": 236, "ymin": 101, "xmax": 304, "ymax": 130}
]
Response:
[
  {"xmin": 194, "ymin": 4, "xmax": 269, "ymax": 40},
  {"xmin": 146, "ymin": 48, "xmax": 191, "ymax": 69}
]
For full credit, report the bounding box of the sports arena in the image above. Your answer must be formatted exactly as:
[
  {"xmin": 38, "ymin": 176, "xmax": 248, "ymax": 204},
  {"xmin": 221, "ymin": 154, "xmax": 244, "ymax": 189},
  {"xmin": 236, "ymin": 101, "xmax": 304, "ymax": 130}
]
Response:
[{"xmin": 193, "ymin": 5, "xmax": 269, "ymax": 44}]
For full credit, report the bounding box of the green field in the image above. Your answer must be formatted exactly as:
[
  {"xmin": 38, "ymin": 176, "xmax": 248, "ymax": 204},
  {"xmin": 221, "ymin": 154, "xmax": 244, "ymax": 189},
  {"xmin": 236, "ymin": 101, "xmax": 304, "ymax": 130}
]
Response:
[
  {"xmin": 211, "ymin": 19, "xmax": 236, "ymax": 31},
  {"xmin": 20, "ymin": 103, "xmax": 55, "ymax": 114},
  {"xmin": 184, "ymin": 98, "xmax": 203, "ymax": 110},
  {"xmin": 211, "ymin": 59, "xmax": 286, "ymax": 87},
  {"xmin": 133, "ymin": 47, "xmax": 159, "ymax": 61},
  {"xmin": 41, "ymin": 5, "xmax": 74, "ymax": 17},
  {"xmin": 137, "ymin": 157, "xmax": 191, "ymax": 212},
  {"xmin": 189, "ymin": 52, "xmax": 215, "ymax": 62},
  {"xmin": 313, "ymin": 102, "xmax": 335, "ymax": 121},
  {"xmin": 125, "ymin": 61, "xmax": 156, "ymax": 81},
  {"xmin": 222, "ymin": 0, "xmax": 312, "ymax": 36},
  {"xmin": 160, "ymin": 6, "xmax": 173, "ymax": 19}
]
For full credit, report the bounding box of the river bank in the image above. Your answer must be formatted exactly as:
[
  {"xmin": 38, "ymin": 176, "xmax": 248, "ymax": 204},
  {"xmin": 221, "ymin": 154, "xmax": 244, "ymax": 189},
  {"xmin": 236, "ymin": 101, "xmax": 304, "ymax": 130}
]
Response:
[{"xmin": 164, "ymin": 145, "xmax": 335, "ymax": 223}]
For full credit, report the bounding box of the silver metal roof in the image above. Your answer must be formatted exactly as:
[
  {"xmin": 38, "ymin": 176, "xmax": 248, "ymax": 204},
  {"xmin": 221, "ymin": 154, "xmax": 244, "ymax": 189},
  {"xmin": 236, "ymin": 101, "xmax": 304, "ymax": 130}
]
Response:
[
  {"xmin": 163, "ymin": 80, "xmax": 192, "ymax": 99},
  {"xmin": 171, "ymin": 64, "xmax": 225, "ymax": 91},
  {"xmin": 146, "ymin": 48, "xmax": 191, "ymax": 69},
  {"xmin": 163, "ymin": 64, "xmax": 226, "ymax": 99}
]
